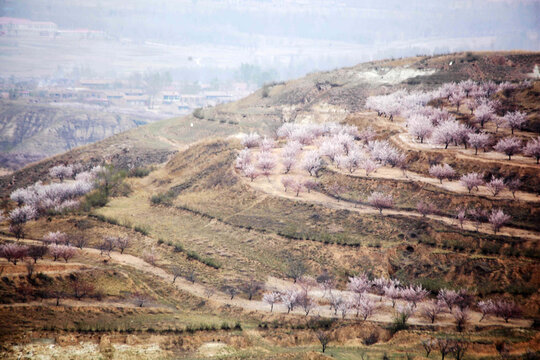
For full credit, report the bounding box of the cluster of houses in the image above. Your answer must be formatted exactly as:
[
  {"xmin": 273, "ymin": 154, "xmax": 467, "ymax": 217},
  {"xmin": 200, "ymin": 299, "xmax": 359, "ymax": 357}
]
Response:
[
  {"xmin": 1, "ymin": 78, "xmax": 250, "ymax": 114},
  {"xmin": 0, "ymin": 17, "xmax": 106, "ymax": 39}
]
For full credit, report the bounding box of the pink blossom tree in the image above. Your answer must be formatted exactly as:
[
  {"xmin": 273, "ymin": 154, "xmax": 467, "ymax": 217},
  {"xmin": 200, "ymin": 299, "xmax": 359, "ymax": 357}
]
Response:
[
  {"xmin": 421, "ymin": 300, "xmax": 444, "ymax": 323},
  {"xmin": 358, "ymin": 127, "xmax": 376, "ymax": 144},
  {"xmin": 473, "ymin": 103, "xmax": 495, "ymax": 128},
  {"xmin": 400, "ymin": 285, "xmax": 429, "ymax": 308},
  {"xmin": 355, "ymin": 295, "xmax": 376, "ymax": 321},
  {"xmin": 281, "ymin": 176, "xmax": 295, "ymax": 192},
  {"xmin": 467, "ymin": 132, "xmax": 491, "ymax": 155},
  {"xmin": 282, "ymin": 156, "xmax": 296, "ymax": 173},
  {"xmin": 488, "ymin": 209, "xmax": 511, "ymax": 234},
  {"xmin": 504, "ymin": 111, "xmax": 527, "ymax": 134},
  {"xmin": 469, "ymin": 207, "xmax": 488, "ymax": 232},
  {"xmin": 432, "ymin": 120, "xmax": 460, "ymax": 149},
  {"xmin": 256, "ymin": 152, "xmax": 277, "ymax": 177},
  {"xmin": 290, "ymin": 179, "xmax": 304, "ymax": 197},
  {"xmin": 263, "ymin": 292, "xmax": 281, "ymax": 312},
  {"xmin": 407, "ymin": 115, "xmax": 433, "ymax": 143},
  {"xmin": 493, "ymin": 116, "xmax": 506, "ymax": 132},
  {"xmin": 506, "ymin": 178, "xmax": 521, "ymax": 199},
  {"xmin": 367, "ymin": 192, "xmax": 393, "ymax": 214},
  {"xmin": 477, "ymin": 300, "xmax": 496, "ymax": 321},
  {"xmin": 449, "ymin": 88, "xmax": 466, "ymax": 111},
  {"xmin": 303, "ymin": 179, "xmax": 318, "ymax": 193},
  {"xmin": 493, "ymin": 300, "xmax": 521, "ymax": 323},
  {"xmin": 417, "ymin": 200, "xmax": 436, "ymax": 217},
  {"xmin": 260, "ymin": 137, "xmax": 276, "ymax": 152},
  {"xmin": 456, "ymin": 208, "xmax": 467, "ymax": 229},
  {"xmin": 347, "ymin": 273, "xmax": 371, "ymax": 295},
  {"xmin": 429, "ymin": 163, "xmax": 455, "ymax": 183},
  {"xmin": 281, "ymin": 289, "xmax": 300, "ymax": 313},
  {"xmin": 459, "ymin": 79, "xmax": 476, "ymax": 98},
  {"xmin": 383, "ymin": 285, "xmax": 401, "ymax": 308},
  {"xmin": 438, "ymin": 289, "xmax": 460, "ymax": 311},
  {"xmin": 460, "ymin": 172, "xmax": 484, "ymax": 193},
  {"xmin": 49, "ymin": 164, "xmax": 74, "ymax": 182},
  {"xmin": 235, "ymin": 148, "xmax": 251, "ymax": 169},
  {"xmin": 282, "ymin": 141, "xmax": 303, "ymax": 158},
  {"xmin": 362, "ymin": 159, "xmax": 380, "ymax": 177},
  {"xmin": 0, "ymin": 243, "xmax": 29, "ymax": 264},
  {"xmin": 486, "ymin": 177, "xmax": 506, "ymax": 197},
  {"xmin": 241, "ymin": 132, "xmax": 261, "ymax": 148},
  {"xmin": 301, "ymin": 151, "xmax": 323, "ymax": 177},
  {"xmin": 523, "ymin": 137, "xmax": 540, "ymax": 164},
  {"xmin": 42, "ymin": 231, "xmax": 68, "ymax": 245},
  {"xmin": 494, "ymin": 137, "xmax": 522, "ymax": 160}
]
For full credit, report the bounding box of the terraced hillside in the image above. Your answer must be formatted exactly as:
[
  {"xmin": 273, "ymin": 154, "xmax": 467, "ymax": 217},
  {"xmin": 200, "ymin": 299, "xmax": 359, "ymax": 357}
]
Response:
[{"xmin": 0, "ymin": 52, "xmax": 539, "ymax": 359}]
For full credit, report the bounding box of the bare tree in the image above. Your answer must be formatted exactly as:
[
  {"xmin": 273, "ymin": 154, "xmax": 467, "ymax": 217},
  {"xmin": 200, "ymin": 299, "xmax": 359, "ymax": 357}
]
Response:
[
  {"xmin": 116, "ymin": 237, "xmax": 131, "ymax": 254},
  {"xmin": 286, "ymin": 259, "xmax": 307, "ymax": 283},
  {"xmin": 242, "ymin": 277, "xmax": 263, "ymax": 300},
  {"xmin": 133, "ymin": 291, "xmax": 151, "ymax": 307},
  {"xmin": 71, "ymin": 278, "xmax": 95, "ymax": 300},
  {"xmin": 316, "ymin": 330, "xmax": 332, "ymax": 353},
  {"xmin": 171, "ymin": 266, "xmax": 183, "ymax": 284},
  {"xmin": 28, "ymin": 245, "xmax": 48, "ymax": 263},
  {"xmin": 422, "ymin": 300, "xmax": 444, "ymax": 324}
]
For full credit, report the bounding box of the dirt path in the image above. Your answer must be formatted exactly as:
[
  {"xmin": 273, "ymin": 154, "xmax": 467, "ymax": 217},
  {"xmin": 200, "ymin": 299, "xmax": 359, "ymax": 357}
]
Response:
[
  {"xmin": 242, "ymin": 168, "xmax": 540, "ymax": 241},
  {"xmin": 1, "ymin": 236, "xmax": 530, "ymax": 328},
  {"xmin": 393, "ymin": 133, "xmax": 540, "ymax": 169},
  {"xmin": 327, "ymin": 164, "xmax": 539, "ymax": 202}
]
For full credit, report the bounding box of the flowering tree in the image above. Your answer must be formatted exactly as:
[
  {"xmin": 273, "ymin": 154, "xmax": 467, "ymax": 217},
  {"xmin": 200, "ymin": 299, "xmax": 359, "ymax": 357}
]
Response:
[
  {"xmin": 421, "ymin": 300, "xmax": 444, "ymax": 323},
  {"xmin": 523, "ymin": 137, "xmax": 540, "ymax": 164},
  {"xmin": 362, "ymin": 159, "xmax": 380, "ymax": 177},
  {"xmin": 282, "ymin": 141, "xmax": 303, "ymax": 158},
  {"xmin": 504, "ymin": 111, "xmax": 527, "ymax": 134},
  {"xmin": 453, "ymin": 308, "xmax": 470, "ymax": 332},
  {"xmin": 488, "ymin": 209, "xmax": 511, "ymax": 234},
  {"xmin": 429, "ymin": 163, "xmax": 455, "ymax": 184},
  {"xmin": 408, "ymin": 115, "xmax": 433, "ymax": 143},
  {"xmin": 263, "ymin": 292, "xmax": 281, "ymax": 312},
  {"xmin": 242, "ymin": 164, "xmax": 259, "ymax": 182},
  {"xmin": 303, "ymin": 179, "xmax": 318, "ymax": 193},
  {"xmin": 468, "ymin": 207, "xmax": 488, "ymax": 232},
  {"xmin": 493, "ymin": 116, "xmax": 506, "ymax": 132},
  {"xmin": 281, "ymin": 289, "xmax": 300, "ymax": 313},
  {"xmin": 506, "ymin": 178, "xmax": 521, "ymax": 199},
  {"xmin": 460, "ymin": 173, "xmax": 484, "ymax": 193},
  {"xmin": 356, "ymin": 295, "xmax": 376, "ymax": 321},
  {"xmin": 49, "ymin": 164, "xmax": 74, "ymax": 182},
  {"xmin": 477, "ymin": 300, "xmax": 496, "ymax": 321},
  {"xmin": 42, "ymin": 231, "xmax": 68, "ymax": 245},
  {"xmin": 456, "ymin": 208, "xmax": 467, "ymax": 229},
  {"xmin": 302, "ymin": 151, "xmax": 323, "ymax": 177},
  {"xmin": 494, "ymin": 137, "xmax": 522, "ymax": 160},
  {"xmin": 473, "ymin": 103, "xmax": 495, "ymax": 128},
  {"xmin": 437, "ymin": 289, "xmax": 459, "ymax": 310},
  {"xmin": 358, "ymin": 127, "xmax": 376, "ymax": 144},
  {"xmin": 281, "ymin": 176, "xmax": 295, "ymax": 192},
  {"xmin": 400, "ymin": 285, "xmax": 429, "ymax": 308},
  {"xmin": 417, "ymin": 200, "xmax": 436, "ymax": 217},
  {"xmin": 348, "ymin": 273, "xmax": 371, "ymax": 295},
  {"xmin": 459, "ymin": 79, "xmax": 476, "ymax": 98},
  {"xmin": 290, "ymin": 179, "xmax": 304, "ymax": 197},
  {"xmin": 235, "ymin": 148, "xmax": 251, "ymax": 169},
  {"xmin": 449, "ymin": 88, "xmax": 466, "ymax": 111},
  {"xmin": 467, "ymin": 132, "xmax": 491, "ymax": 155},
  {"xmin": 368, "ymin": 192, "xmax": 393, "ymax": 214},
  {"xmin": 282, "ymin": 156, "xmax": 296, "ymax": 174},
  {"xmin": 493, "ymin": 300, "xmax": 521, "ymax": 323},
  {"xmin": 260, "ymin": 137, "xmax": 276, "ymax": 152},
  {"xmin": 384, "ymin": 285, "xmax": 401, "ymax": 308},
  {"xmin": 0, "ymin": 243, "xmax": 29, "ymax": 264},
  {"xmin": 50, "ymin": 244, "xmax": 76, "ymax": 262},
  {"xmin": 241, "ymin": 132, "xmax": 261, "ymax": 148},
  {"xmin": 257, "ymin": 152, "xmax": 277, "ymax": 177},
  {"xmin": 486, "ymin": 177, "xmax": 506, "ymax": 197},
  {"xmin": 9, "ymin": 205, "xmax": 37, "ymax": 239},
  {"xmin": 432, "ymin": 120, "xmax": 460, "ymax": 149}
]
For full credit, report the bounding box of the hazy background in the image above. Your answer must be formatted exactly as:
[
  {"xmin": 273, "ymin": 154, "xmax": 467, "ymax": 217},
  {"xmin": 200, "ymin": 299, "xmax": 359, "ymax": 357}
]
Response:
[{"xmin": 1, "ymin": 0, "xmax": 539, "ymax": 84}]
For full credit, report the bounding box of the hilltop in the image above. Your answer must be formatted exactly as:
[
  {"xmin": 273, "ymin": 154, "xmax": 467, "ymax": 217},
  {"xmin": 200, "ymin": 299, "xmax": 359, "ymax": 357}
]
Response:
[{"xmin": 0, "ymin": 51, "xmax": 539, "ymax": 359}]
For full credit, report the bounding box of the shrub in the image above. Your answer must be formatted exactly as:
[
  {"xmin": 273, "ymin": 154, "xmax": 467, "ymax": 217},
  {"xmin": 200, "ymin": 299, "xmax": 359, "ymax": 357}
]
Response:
[
  {"xmin": 133, "ymin": 225, "xmax": 149, "ymax": 236},
  {"xmin": 128, "ymin": 167, "xmax": 153, "ymax": 178},
  {"xmin": 150, "ymin": 190, "xmax": 175, "ymax": 206}
]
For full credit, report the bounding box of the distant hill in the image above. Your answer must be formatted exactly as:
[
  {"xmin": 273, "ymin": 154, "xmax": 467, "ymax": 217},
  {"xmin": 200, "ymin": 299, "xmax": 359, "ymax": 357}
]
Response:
[
  {"xmin": 0, "ymin": 100, "xmax": 163, "ymax": 170},
  {"xmin": 1, "ymin": 51, "xmax": 539, "ymax": 194}
]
